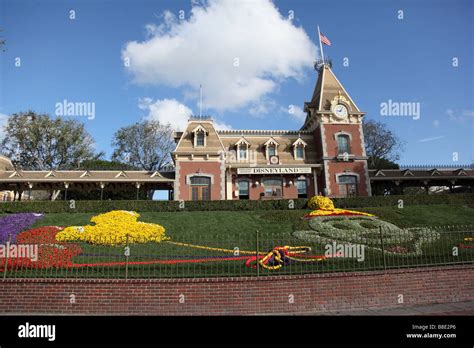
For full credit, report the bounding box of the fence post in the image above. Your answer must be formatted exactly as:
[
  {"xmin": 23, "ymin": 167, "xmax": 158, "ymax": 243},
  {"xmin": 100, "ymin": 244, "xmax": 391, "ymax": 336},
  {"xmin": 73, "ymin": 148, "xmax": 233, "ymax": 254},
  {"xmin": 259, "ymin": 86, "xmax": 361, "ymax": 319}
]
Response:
[
  {"xmin": 125, "ymin": 234, "xmax": 129, "ymax": 281},
  {"xmin": 2, "ymin": 234, "xmax": 12, "ymax": 281},
  {"xmin": 379, "ymin": 226, "xmax": 387, "ymax": 270},
  {"xmin": 256, "ymin": 230, "xmax": 260, "ymax": 278}
]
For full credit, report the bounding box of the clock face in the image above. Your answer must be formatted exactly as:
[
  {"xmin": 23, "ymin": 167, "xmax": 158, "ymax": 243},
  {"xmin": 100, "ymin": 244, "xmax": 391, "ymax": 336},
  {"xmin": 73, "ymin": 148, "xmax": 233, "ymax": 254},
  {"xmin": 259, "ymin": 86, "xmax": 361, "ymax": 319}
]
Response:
[{"xmin": 334, "ymin": 104, "xmax": 348, "ymax": 118}]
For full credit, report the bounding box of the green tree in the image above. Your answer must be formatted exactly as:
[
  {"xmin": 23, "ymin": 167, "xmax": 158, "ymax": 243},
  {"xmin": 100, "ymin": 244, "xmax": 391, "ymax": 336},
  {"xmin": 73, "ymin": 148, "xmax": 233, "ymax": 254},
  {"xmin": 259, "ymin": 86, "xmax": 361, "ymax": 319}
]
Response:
[
  {"xmin": 78, "ymin": 159, "xmax": 138, "ymax": 171},
  {"xmin": 1, "ymin": 111, "xmax": 99, "ymax": 170},
  {"xmin": 363, "ymin": 119, "xmax": 404, "ymax": 169},
  {"xmin": 112, "ymin": 120, "xmax": 174, "ymax": 171}
]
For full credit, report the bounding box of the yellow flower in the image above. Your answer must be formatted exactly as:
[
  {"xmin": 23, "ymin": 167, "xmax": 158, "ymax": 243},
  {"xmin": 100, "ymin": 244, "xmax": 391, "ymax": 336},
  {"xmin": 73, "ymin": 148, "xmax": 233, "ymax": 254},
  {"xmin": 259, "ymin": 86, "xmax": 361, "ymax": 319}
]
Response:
[
  {"xmin": 307, "ymin": 196, "xmax": 335, "ymax": 210},
  {"xmin": 307, "ymin": 208, "xmax": 374, "ymax": 217},
  {"xmin": 55, "ymin": 210, "xmax": 168, "ymax": 246}
]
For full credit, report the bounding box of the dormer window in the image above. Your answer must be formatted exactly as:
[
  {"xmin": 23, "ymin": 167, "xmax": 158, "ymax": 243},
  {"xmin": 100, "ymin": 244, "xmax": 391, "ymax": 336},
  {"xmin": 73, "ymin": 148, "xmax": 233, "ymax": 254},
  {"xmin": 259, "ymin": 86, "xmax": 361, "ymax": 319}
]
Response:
[
  {"xmin": 267, "ymin": 145, "xmax": 276, "ymax": 157},
  {"xmin": 296, "ymin": 146, "xmax": 304, "ymax": 159},
  {"xmin": 264, "ymin": 137, "xmax": 279, "ymax": 160},
  {"xmin": 292, "ymin": 137, "xmax": 307, "ymax": 160},
  {"xmin": 191, "ymin": 125, "xmax": 208, "ymax": 147},
  {"xmin": 196, "ymin": 132, "xmax": 205, "ymax": 146},
  {"xmin": 235, "ymin": 137, "xmax": 250, "ymax": 161},
  {"xmin": 239, "ymin": 144, "xmax": 247, "ymax": 160}
]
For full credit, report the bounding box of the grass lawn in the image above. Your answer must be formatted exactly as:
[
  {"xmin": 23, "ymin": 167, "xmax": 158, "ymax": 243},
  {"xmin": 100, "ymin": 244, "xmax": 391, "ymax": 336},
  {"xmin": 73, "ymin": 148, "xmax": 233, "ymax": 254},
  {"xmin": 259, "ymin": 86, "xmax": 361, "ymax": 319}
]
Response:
[
  {"xmin": 3, "ymin": 204, "xmax": 473, "ymax": 279},
  {"xmin": 31, "ymin": 204, "xmax": 474, "ymax": 236}
]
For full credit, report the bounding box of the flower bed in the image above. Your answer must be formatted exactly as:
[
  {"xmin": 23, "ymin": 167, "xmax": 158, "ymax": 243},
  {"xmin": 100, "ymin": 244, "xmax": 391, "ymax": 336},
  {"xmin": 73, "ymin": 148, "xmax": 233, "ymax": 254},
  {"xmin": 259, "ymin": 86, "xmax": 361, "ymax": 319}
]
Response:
[
  {"xmin": 0, "ymin": 213, "xmax": 44, "ymax": 243},
  {"xmin": 55, "ymin": 210, "xmax": 168, "ymax": 246},
  {"xmin": 306, "ymin": 196, "xmax": 374, "ymax": 217},
  {"xmin": 294, "ymin": 216, "xmax": 440, "ymax": 256},
  {"xmin": 1, "ymin": 226, "xmax": 83, "ymax": 269}
]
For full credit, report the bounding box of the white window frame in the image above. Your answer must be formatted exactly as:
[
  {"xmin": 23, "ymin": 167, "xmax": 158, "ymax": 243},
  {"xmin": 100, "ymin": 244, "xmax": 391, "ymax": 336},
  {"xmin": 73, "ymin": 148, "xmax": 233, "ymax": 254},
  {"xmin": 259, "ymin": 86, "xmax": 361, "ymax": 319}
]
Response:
[
  {"xmin": 235, "ymin": 138, "xmax": 250, "ymax": 162},
  {"xmin": 264, "ymin": 138, "xmax": 279, "ymax": 161},
  {"xmin": 336, "ymin": 134, "xmax": 351, "ymax": 155},
  {"xmin": 292, "ymin": 137, "xmax": 307, "ymax": 160},
  {"xmin": 192, "ymin": 125, "xmax": 208, "ymax": 148}
]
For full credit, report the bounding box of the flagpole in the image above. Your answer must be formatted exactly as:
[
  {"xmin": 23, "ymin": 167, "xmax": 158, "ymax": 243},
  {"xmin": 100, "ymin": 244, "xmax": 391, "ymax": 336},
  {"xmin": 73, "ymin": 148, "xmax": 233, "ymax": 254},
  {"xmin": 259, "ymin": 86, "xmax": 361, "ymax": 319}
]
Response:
[
  {"xmin": 199, "ymin": 84, "xmax": 202, "ymax": 118},
  {"xmin": 317, "ymin": 25, "xmax": 324, "ymax": 61}
]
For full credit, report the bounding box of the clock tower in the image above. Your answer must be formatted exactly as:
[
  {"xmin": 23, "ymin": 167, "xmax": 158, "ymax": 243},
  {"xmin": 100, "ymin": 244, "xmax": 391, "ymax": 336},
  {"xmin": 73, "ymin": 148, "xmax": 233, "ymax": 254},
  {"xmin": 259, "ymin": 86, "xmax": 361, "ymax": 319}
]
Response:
[{"xmin": 301, "ymin": 59, "xmax": 371, "ymax": 197}]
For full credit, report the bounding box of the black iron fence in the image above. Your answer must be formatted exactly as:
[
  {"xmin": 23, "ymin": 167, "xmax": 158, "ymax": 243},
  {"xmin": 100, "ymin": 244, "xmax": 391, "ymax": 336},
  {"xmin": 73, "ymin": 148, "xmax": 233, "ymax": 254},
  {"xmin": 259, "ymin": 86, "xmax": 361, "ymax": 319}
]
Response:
[{"xmin": 1, "ymin": 225, "xmax": 473, "ymax": 280}]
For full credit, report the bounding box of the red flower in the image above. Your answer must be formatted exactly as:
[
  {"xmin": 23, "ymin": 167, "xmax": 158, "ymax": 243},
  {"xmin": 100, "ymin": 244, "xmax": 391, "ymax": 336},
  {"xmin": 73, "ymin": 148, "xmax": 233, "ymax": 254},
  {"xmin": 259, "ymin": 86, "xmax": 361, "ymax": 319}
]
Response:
[{"xmin": 1, "ymin": 227, "xmax": 82, "ymax": 270}]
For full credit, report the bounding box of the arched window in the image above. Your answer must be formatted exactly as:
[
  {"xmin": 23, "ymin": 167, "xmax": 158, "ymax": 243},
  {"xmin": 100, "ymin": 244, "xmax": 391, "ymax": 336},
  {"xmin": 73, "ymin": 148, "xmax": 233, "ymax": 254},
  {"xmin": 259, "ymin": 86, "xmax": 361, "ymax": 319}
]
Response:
[
  {"xmin": 337, "ymin": 134, "xmax": 350, "ymax": 154},
  {"xmin": 337, "ymin": 174, "xmax": 358, "ymax": 197},
  {"xmin": 190, "ymin": 176, "xmax": 211, "ymax": 200},
  {"xmin": 263, "ymin": 179, "xmax": 283, "ymax": 197}
]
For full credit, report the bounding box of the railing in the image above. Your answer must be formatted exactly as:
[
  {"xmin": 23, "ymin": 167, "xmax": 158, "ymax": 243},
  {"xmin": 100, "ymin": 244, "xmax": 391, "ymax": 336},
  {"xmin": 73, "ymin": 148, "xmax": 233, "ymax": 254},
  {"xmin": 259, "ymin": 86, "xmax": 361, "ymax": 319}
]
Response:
[{"xmin": 1, "ymin": 225, "xmax": 473, "ymax": 279}]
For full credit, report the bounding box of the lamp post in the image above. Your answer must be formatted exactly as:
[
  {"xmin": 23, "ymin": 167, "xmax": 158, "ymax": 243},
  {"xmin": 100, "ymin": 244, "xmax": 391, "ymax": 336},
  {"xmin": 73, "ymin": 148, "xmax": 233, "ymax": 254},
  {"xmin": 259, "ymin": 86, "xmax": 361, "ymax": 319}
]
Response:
[
  {"xmin": 136, "ymin": 182, "xmax": 141, "ymax": 200},
  {"xmin": 100, "ymin": 182, "xmax": 105, "ymax": 201},
  {"xmin": 64, "ymin": 182, "xmax": 69, "ymax": 201},
  {"xmin": 28, "ymin": 183, "xmax": 33, "ymax": 201}
]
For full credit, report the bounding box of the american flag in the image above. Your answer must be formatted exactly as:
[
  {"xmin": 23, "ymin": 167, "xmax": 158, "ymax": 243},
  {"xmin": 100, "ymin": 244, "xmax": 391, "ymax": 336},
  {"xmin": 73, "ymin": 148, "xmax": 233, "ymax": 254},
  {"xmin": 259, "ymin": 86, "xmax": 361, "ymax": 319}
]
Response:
[{"xmin": 320, "ymin": 32, "xmax": 332, "ymax": 46}]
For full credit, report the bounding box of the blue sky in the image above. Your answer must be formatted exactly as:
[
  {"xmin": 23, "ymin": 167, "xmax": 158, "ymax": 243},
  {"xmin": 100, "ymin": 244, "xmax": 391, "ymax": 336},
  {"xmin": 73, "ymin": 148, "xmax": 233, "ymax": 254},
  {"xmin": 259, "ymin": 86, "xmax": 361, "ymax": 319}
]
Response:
[{"xmin": 0, "ymin": 0, "xmax": 472, "ymax": 165}]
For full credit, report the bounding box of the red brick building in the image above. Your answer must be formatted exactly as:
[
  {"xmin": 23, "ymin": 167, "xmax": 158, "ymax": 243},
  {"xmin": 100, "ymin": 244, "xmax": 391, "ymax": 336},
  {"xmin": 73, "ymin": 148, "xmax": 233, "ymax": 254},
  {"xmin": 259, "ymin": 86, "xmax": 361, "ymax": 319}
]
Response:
[{"xmin": 172, "ymin": 61, "xmax": 371, "ymax": 201}]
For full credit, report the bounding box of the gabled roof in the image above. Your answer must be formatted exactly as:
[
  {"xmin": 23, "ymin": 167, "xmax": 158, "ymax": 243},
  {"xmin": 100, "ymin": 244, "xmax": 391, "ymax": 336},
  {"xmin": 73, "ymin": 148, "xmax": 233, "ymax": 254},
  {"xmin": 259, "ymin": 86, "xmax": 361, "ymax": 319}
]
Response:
[
  {"xmin": 191, "ymin": 124, "xmax": 209, "ymax": 134},
  {"xmin": 9, "ymin": 171, "xmax": 22, "ymax": 178},
  {"xmin": 150, "ymin": 171, "xmax": 163, "ymax": 178},
  {"xmin": 235, "ymin": 137, "xmax": 251, "ymax": 146},
  {"xmin": 374, "ymin": 169, "xmax": 385, "ymax": 177},
  {"xmin": 219, "ymin": 134, "xmax": 317, "ymax": 165},
  {"xmin": 307, "ymin": 65, "xmax": 361, "ymax": 113},
  {"xmin": 0, "ymin": 170, "xmax": 175, "ymax": 183},
  {"xmin": 173, "ymin": 120, "xmax": 226, "ymax": 154},
  {"xmin": 263, "ymin": 137, "xmax": 280, "ymax": 147},
  {"xmin": 115, "ymin": 171, "xmax": 128, "ymax": 178},
  {"xmin": 292, "ymin": 137, "xmax": 308, "ymax": 147}
]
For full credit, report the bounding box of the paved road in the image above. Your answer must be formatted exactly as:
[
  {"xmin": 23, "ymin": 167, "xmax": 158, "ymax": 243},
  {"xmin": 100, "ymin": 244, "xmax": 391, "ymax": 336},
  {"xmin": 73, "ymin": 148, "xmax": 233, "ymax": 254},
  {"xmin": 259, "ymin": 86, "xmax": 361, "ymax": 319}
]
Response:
[{"xmin": 295, "ymin": 301, "xmax": 474, "ymax": 315}]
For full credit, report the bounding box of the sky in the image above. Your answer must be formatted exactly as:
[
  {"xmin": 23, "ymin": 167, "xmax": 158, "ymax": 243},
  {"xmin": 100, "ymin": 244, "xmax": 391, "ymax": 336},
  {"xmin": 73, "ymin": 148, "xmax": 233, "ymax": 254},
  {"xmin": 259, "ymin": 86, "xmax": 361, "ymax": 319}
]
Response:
[{"xmin": 0, "ymin": 0, "xmax": 473, "ymax": 166}]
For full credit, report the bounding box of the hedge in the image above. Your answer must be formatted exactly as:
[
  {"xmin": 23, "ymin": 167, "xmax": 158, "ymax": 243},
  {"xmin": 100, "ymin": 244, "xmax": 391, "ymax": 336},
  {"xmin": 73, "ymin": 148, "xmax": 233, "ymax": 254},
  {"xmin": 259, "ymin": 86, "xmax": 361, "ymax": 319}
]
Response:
[{"xmin": 0, "ymin": 193, "xmax": 473, "ymax": 214}]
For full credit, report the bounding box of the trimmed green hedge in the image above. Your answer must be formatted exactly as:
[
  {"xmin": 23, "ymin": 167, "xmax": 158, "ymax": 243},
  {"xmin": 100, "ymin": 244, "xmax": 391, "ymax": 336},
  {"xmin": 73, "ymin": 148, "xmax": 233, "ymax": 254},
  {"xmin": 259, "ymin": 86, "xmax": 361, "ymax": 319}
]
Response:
[
  {"xmin": 0, "ymin": 193, "xmax": 473, "ymax": 213},
  {"xmin": 332, "ymin": 193, "xmax": 474, "ymax": 208}
]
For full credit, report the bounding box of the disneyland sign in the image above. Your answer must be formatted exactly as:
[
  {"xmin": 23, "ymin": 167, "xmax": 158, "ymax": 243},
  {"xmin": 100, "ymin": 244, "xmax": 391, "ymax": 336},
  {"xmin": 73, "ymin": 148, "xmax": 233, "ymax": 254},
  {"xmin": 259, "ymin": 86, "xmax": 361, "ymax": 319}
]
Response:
[{"xmin": 237, "ymin": 167, "xmax": 312, "ymax": 175}]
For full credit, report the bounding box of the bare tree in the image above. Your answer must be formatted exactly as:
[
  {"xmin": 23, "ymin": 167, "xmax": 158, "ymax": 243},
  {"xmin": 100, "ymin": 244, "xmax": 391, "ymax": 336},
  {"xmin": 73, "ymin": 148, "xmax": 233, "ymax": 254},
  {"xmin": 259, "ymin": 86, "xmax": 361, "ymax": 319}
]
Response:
[
  {"xmin": 363, "ymin": 119, "xmax": 403, "ymax": 169},
  {"xmin": 0, "ymin": 28, "xmax": 6, "ymax": 52}
]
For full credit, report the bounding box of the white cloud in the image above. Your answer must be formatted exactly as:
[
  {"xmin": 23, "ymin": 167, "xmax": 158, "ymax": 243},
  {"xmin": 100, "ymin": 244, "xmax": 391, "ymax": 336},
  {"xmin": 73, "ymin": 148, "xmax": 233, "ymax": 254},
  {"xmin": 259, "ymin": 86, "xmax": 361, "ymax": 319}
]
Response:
[
  {"xmin": 122, "ymin": 0, "xmax": 317, "ymax": 111},
  {"xmin": 139, "ymin": 98, "xmax": 193, "ymax": 131},
  {"xmin": 249, "ymin": 99, "xmax": 277, "ymax": 117},
  {"xmin": 418, "ymin": 136, "xmax": 444, "ymax": 143},
  {"xmin": 139, "ymin": 98, "xmax": 231, "ymax": 131},
  {"xmin": 446, "ymin": 108, "xmax": 474, "ymax": 122},
  {"xmin": 279, "ymin": 105, "xmax": 306, "ymax": 121}
]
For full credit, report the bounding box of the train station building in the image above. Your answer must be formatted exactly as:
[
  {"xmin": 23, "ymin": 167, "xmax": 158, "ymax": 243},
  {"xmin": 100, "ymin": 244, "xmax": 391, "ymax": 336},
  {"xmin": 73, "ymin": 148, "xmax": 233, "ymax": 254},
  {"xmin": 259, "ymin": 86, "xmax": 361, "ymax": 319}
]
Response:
[{"xmin": 172, "ymin": 61, "xmax": 371, "ymax": 200}]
